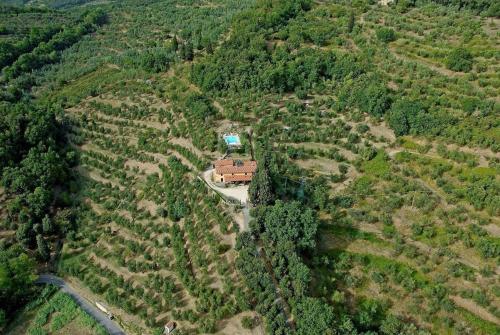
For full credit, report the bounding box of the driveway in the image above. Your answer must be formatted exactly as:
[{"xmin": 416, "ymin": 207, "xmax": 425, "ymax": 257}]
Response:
[
  {"xmin": 242, "ymin": 206, "xmax": 251, "ymax": 231},
  {"xmin": 201, "ymin": 169, "xmax": 252, "ymax": 232},
  {"xmin": 36, "ymin": 274, "xmax": 126, "ymax": 335},
  {"xmin": 202, "ymin": 169, "xmax": 249, "ymax": 204}
]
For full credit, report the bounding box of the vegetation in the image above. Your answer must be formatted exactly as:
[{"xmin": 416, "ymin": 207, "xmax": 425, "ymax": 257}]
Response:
[
  {"xmin": 0, "ymin": 247, "xmax": 36, "ymax": 328},
  {"xmin": 446, "ymin": 47, "xmax": 474, "ymax": 72},
  {"xmin": 4, "ymin": 285, "xmax": 108, "ymax": 335}
]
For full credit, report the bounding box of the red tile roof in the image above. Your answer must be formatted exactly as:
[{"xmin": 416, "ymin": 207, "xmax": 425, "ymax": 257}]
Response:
[
  {"xmin": 224, "ymin": 174, "xmax": 253, "ymax": 182},
  {"xmin": 216, "ymin": 165, "xmax": 256, "ymax": 174},
  {"xmin": 243, "ymin": 161, "xmax": 257, "ymax": 167},
  {"xmin": 214, "ymin": 159, "xmax": 257, "ymax": 174},
  {"xmin": 214, "ymin": 159, "xmax": 234, "ymax": 167}
]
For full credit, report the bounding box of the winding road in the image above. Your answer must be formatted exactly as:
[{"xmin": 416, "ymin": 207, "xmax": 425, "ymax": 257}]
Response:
[{"xmin": 35, "ymin": 274, "xmax": 126, "ymax": 335}]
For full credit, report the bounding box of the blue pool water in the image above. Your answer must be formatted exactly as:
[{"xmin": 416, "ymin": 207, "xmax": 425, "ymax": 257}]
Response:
[{"xmin": 224, "ymin": 135, "xmax": 240, "ymax": 145}]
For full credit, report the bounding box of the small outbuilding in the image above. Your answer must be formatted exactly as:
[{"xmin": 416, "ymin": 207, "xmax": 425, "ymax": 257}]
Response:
[{"xmin": 164, "ymin": 321, "xmax": 176, "ymax": 334}]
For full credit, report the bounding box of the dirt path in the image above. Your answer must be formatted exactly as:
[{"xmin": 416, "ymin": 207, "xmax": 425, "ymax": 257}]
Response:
[
  {"xmin": 389, "ymin": 46, "xmax": 461, "ymax": 78},
  {"xmin": 451, "ymin": 295, "xmax": 500, "ymax": 325}
]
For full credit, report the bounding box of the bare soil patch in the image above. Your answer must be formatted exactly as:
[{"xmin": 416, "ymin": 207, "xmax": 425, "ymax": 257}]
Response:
[
  {"xmin": 216, "ymin": 311, "xmax": 265, "ymax": 335},
  {"xmin": 125, "ymin": 159, "xmax": 161, "ymax": 176},
  {"xmin": 367, "ymin": 121, "xmax": 396, "ymax": 142},
  {"xmin": 169, "ymin": 137, "xmax": 206, "ymax": 158},
  {"xmin": 296, "ymin": 157, "xmax": 340, "ymax": 174},
  {"xmin": 483, "ymin": 224, "xmax": 500, "ymax": 238}
]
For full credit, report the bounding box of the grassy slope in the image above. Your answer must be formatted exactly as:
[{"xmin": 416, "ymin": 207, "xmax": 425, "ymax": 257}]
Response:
[{"xmin": 5, "ymin": 286, "xmax": 107, "ymax": 335}]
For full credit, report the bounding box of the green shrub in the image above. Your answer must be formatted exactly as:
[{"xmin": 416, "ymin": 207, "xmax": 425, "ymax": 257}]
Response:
[
  {"xmin": 241, "ymin": 316, "xmax": 255, "ymax": 329},
  {"xmin": 376, "ymin": 28, "xmax": 396, "ymax": 43},
  {"xmin": 446, "ymin": 48, "xmax": 474, "ymax": 72}
]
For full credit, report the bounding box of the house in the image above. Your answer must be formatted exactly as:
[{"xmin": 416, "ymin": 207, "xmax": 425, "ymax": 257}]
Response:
[
  {"xmin": 164, "ymin": 321, "xmax": 176, "ymax": 334},
  {"xmin": 213, "ymin": 159, "xmax": 257, "ymax": 183}
]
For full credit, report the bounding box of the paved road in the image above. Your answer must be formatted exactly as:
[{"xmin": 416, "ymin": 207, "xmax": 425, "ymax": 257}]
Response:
[{"xmin": 36, "ymin": 274, "xmax": 126, "ymax": 335}]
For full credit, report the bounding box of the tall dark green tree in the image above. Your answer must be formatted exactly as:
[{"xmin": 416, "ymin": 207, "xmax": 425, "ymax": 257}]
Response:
[
  {"xmin": 259, "ymin": 200, "xmax": 317, "ymax": 250},
  {"xmin": 249, "ymin": 157, "xmax": 274, "ymax": 206},
  {"xmin": 347, "ymin": 11, "xmax": 355, "ymax": 33},
  {"xmin": 172, "ymin": 35, "xmax": 179, "ymax": 51},
  {"xmin": 181, "ymin": 41, "xmax": 194, "ymax": 61},
  {"xmin": 36, "ymin": 234, "xmax": 50, "ymax": 261},
  {"xmin": 0, "ymin": 248, "xmax": 36, "ymax": 323},
  {"xmin": 16, "ymin": 222, "xmax": 34, "ymax": 249},
  {"xmin": 376, "ymin": 27, "xmax": 397, "ymax": 43},
  {"xmin": 446, "ymin": 47, "xmax": 474, "ymax": 72},
  {"xmin": 42, "ymin": 215, "xmax": 52, "ymax": 234},
  {"xmin": 295, "ymin": 298, "xmax": 335, "ymax": 335}
]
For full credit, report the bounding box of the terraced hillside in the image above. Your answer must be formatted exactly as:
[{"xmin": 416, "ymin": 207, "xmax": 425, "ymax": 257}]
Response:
[
  {"xmin": 188, "ymin": 0, "xmax": 500, "ymax": 333},
  {"xmin": 59, "ymin": 80, "xmax": 258, "ymax": 334}
]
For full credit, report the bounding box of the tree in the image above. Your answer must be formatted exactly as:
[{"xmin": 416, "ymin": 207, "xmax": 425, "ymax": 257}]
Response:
[
  {"xmin": 172, "ymin": 35, "xmax": 179, "ymax": 51},
  {"xmin": 376, "ymin": 27, "xmax": 396, "ymax": 43},
  {"xmin": 185, "ymin": 93, "xmax": 216, "ymax": 121},
  {"xmin": 83, "ymin": 8, "xmax": 108, "ymax": 26},
  {"xmin": 42, "ymin": 215, "xmax": 52, "ymax": 233},
  {"xmin": 380, "ymin": 315, "xmax": 430, "ymax": 335},
  {"xmin": 249, "ymin": 158, "xmax": 274, "ymax": 206},
  {"xmin": 16, "ymin": 223, "xmax": 34, "ymax": 248},
  {"xmin": 156, "ymin": 207, "xmax": 168, "ymax": 219},
  {"xmin": 36, "ymin": 235, "xmax": 50, "ymax": 261},
  {"xmin": 288, "ymin": 256, "xmax": 310, "ymax": 296},
  {"xmin": 241, "ymin": 316, "xmax": 256, "ymax": 329},
  {"xmin": 347, "ymin": 11, "xmax": 355, "ymax": 33},
  {"xmin": 0, "ymin": 309, "xmax": 5, "ymax": 329},
  {"xmin": 359, "ymin": 82, "xmax": 392, "ymax": 117},
  {"xmin": 387, "ymin": 98, "xmax": 431, "ymax": 136},
  {"xmin": 206, "ymin": 42, "xmax": 214, "ymax": 54},
  {"xmin": 260, "ymin": 200, "xmax": 317, "ymax": 251},
  {"xmin": 26, "ymin": 186, "xmax": 52, "ymax": 220},
  {"xmin": 446, "ymin": 47, "xmax": 473, "ymax": 72},
  {"xmin": 0, "ymin": 249, "xmax": 36, "ymax": 320},
  {"xmin": 181, "ymin": 41, "xmax": 194, "ymax": 61},
  {"xmin": 486, "ymin": 2, "xmax": 500, "ymax": 17},
  {"xmin": 356, "ymin": 299, "xmax": 386, "ymax": 330},
  {"xmin": 295, "ymin": 298, "xmax": 335, "ymax": 335}
]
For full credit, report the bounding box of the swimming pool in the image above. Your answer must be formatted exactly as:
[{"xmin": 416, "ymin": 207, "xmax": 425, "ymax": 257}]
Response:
[{"xmin": 223, "ymin": 134, "xmax": 241, "ymax": 146}]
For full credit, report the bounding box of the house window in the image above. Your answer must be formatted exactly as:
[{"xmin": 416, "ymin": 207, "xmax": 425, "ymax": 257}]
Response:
[
  {"xmin": 221, "ymin": 178, "xmax": 223, "ymax": 182},
  {"xmin": 245, "ymin": 173, "xmax": 247, "ymax": 175}
]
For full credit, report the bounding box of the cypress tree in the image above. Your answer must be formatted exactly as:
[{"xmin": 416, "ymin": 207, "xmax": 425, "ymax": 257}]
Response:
[
  {"xmin": 249, "ymin": 155, "xmax": 274, "ymax": 206},
  {"xmin": 42, "ymin": 215, "xmax": 52, "ymax": 233},
  {"xmin": 347, "ymin": 11, "xmax": 355, "ymax": 33},
  {"xmin": 36, "ymin": 234, "xmax": 50, "ymax": 261},
  {"xmin": 172, "ymin": 35, "xmax": 178, "ymax": 51}
]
